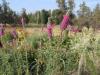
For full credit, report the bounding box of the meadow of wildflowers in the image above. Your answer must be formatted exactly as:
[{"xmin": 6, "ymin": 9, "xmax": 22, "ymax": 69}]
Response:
[{"xmin": 0, "ymin": 27, "xmax": 100, "ymax": 75}]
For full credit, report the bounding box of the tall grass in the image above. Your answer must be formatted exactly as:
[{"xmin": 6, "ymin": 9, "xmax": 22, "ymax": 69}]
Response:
[{"xmin": 0, "ymin": 27, "xmax": 100, "ymax": 75}]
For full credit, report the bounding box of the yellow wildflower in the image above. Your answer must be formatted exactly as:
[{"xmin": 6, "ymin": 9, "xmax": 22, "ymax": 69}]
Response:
[{"xmin": 16, "ymin": 29, "xmax": 26, "ymax": 45}]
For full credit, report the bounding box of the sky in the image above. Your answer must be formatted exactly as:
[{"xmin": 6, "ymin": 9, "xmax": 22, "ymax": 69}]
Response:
[{"xmin": 0, "ymin": 0, "xmax": 100, "ymax": 13}]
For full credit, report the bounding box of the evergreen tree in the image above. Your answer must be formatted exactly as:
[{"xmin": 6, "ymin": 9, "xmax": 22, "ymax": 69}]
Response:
[
  {"xmin": 92, "ymin": 4, "xmax": 100, "ymax": 29},
  {"xmin": 56, "ymin": 0, "xmax": 67, "ymax": 12},
  {"xmin": 77, "ymin": 2, "xmax": 92, "ymax": 28}
]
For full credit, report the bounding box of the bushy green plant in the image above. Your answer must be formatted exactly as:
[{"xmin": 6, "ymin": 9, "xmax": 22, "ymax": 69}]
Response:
[{"xmin": 2, "ymin": 32, "xmax": 12, "ymax": 43}]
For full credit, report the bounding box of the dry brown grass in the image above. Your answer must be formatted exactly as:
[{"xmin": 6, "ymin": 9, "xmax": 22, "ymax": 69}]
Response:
[{"xmin": 5, "ymin": 26, "xmax": 61, "ymax": 36}]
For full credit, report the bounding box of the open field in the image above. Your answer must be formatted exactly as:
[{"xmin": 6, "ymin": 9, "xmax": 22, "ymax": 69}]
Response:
[
  {"xmin": 5, "ymin": 26, "xmax": 100, "ymax": 37},
  {"xmin": 0, "ymin": 26, "xmax": 100, "ymax": 75},
  {"xmin": 0, "ymin": 0, "xmax": 100, "ymax": 75},
  {"xmin": 5, "ymin": 26, "xmax": 62, "ymax": 36}
]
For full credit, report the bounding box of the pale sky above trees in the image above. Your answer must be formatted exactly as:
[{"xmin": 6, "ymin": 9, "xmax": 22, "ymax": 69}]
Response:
[{"xmin": 0, "ymin": 0, "xmax": 100, "ymax": 13}]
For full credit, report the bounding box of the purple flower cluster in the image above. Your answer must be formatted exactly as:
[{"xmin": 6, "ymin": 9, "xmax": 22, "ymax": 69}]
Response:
[
  {"xmin": 0, "ymin": 23, "xmax": 4, "ymax": 37},
  {"xmin": 60, "ymin": 15, "xmax": 70, "ymax": 31}
]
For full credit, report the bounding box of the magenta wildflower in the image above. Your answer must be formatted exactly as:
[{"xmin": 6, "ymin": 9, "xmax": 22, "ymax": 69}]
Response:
[
  {"xmin": 60, "ymin": 15, "xmax": 70, "ymax": 31},
  {"xmin": 46, "ymin": 17, "xmax": 55, "ymax": 39},
  {"xmin": 47, "ymin": 23, "xmax": 53, "ymax": 39},
  {"xmin": 0, "ymin": 23, "xmax": 4, "ymax": 37}
]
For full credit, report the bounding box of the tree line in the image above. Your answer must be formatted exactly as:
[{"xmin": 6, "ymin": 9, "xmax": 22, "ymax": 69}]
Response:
[{"xmin": 0, "ymin": 0, "xmax": 100, "ymax": 29}]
